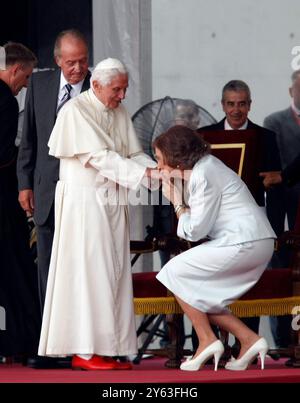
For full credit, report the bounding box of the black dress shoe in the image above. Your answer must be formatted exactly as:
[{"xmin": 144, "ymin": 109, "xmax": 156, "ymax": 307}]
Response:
[
  {"xmin": 57, "ymin": 356, "xmax": 72, "ymax": 368},
  {"xmin": 267, "ymin": 350, "xmax": 281, "ymax": 361},
  {"xmin": 26, "ymin": 356, "xmax": 71, "ymax": 369}
]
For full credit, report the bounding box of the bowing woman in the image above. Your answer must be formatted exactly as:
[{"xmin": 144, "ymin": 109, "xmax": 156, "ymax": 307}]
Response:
[{"xmin": 154, "ymin": 125, "xmax": 275, "ymax": 371}]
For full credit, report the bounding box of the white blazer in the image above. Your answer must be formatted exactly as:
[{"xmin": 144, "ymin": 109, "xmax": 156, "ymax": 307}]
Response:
[{"xmin": 178, "ymin": 155, "xmax": 276, "ymax": 246}]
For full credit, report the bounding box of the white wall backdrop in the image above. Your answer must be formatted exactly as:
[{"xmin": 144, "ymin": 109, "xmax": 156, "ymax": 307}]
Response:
[
  {"xmin": 93, "ymin": 0, "xmax": 152, "ymax": 116},
  {"xmin": 152, "ymin": 0, "xmax": 300, "ymax": 124}
]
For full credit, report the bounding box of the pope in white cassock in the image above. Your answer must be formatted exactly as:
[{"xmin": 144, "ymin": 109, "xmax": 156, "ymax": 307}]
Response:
[{"xmin": 38, "ymin": 58, "xmax": 157, "ymax": 370}]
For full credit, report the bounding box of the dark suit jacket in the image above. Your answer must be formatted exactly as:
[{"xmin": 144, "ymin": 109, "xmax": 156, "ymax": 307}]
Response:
[
  {"xmin": 0, "ymin": 79, "xmax": 18, "ymax": 167},
  {"xmin": 0, "ymin": 80, "xmax": 41, "ymax": 355},
  {"xmin": 282, "ymin": 154, "xmax": 300, "ymax": 186},
  {"xmin": 17, "ymin": 69, "xmax": 91, "ymax": 226},
  {"xmin": 198, "ymin": 118, "xmax": 281, "ymax": 206},
  {"xmin": 264, "ymin": 107, "xmax": 300, "ymax": 170},
  {"xmin": 264, "ymin": 107, "xmax": 300, "ymax": 188}
]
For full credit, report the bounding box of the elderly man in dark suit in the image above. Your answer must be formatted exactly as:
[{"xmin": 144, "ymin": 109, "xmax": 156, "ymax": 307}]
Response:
[
  {"xmin": 196, "ymin": 80, "xmax": 281, "ymax": 356},
  {"xmin": 258, "ymin": 70, "xmax": 300, "ymax": 351},
  {"xmin": 17, "ymin": 29, "xmax": 91, "ymax": 318},
  {"xmin": 260, "ymin": 71, "xmax": 300, "ymax": 190},
  {"xmin": 262, "ymin": 70, "xmax": 300, "ymax": 256}
]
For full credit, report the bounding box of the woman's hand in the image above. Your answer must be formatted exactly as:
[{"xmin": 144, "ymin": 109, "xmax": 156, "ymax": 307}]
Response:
[{"xmin": 161, "ymin": 171, "xmax": 184, "ymax": 206}]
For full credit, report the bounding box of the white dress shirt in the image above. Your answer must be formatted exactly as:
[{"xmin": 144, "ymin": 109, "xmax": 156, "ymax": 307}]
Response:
[
  {"xmin": 225, "ymin": 119, "xmax": 248, "ymax": 130},
  {"xmin": 57, "ymin": 72, "xmax": 85, "ymax": 106}
]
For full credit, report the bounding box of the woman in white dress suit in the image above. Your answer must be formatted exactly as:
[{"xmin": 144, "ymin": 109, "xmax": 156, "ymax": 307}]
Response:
[{"xmin": 154, "ymin": 125, "xmax": 276, "ymax": 371}]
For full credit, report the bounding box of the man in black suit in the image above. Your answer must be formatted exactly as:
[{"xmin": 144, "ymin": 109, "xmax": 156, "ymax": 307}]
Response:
[
  {"xmin": 260, "ymin": 70, "xmax": 300, "ymax": 191},
  {"xmin": 198, "ymin": 80, "xmax": 281, "ymax": 207},
  {"xmin": 196, "ymin": 80, "xmax": 281, "ymax": 355},
  {"xmin": 17, "ymin": 29, "xmax": 91, "ymax": 316},
  {"xmin": 0, "ymin": 42, "xmax": 41, "ymax": 362},
  {"xmin": 259, "ymin": 72, "xmax": 300, "ymax": 351}
]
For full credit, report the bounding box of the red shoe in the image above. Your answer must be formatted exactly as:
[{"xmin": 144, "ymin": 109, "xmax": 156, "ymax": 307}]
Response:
[
  {"xmin": 97, "ymin": 356, "xmax": 133, "ymax": 370},
  {"xmin": 112, "ymin": 359, "xmax": 133, "ymax": 370},
  {"xmin": 72, "ymin": 355, "xmax": 116, "ymax": 370}
]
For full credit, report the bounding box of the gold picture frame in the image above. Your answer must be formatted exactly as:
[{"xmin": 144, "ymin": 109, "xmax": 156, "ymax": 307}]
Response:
[{"xmin": 211, "ymin": 143, "xmax": 246, "ymax": 177}]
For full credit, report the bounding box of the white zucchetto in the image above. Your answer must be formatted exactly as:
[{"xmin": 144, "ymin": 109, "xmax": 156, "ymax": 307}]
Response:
[{"xmin": 94, "ymin": 58, "xmax": 125, "ymax": 71}]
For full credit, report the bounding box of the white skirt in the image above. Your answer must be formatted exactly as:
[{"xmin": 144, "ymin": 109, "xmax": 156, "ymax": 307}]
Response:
[{"xmin": 156, "ymin": 238, "xmax": 274, "ymax": 314}]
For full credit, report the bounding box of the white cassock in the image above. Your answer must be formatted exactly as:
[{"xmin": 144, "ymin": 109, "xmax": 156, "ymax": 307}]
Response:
[{"xmin": 38, "ymin": 89, "xmax": 156, "ymax": 357}]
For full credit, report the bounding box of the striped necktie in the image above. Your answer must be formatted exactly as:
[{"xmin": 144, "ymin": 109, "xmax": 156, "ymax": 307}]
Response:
[{"xmin": 56, "ymin": 83, "xmax": 72, "ymax": 115}]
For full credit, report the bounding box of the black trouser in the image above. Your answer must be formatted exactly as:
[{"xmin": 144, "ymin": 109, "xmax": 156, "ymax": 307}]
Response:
[
  {"xmin": 266, "ymin": 185, "xmax": 298, "ymax": 348},
  {"xmin": 36, "ymin": 205, "xmax": 55, "ymax": 316}
]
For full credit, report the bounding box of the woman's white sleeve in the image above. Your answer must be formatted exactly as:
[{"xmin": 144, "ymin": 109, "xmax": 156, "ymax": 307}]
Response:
[{"xmin": 177, "ymin": 173, "xmax": 221, "ymax": 241}]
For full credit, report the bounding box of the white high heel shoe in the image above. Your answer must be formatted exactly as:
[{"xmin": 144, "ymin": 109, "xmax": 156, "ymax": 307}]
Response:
[
  {"xmin": 225, "ymin": 337, "xmax": 268, "ymax": 371},
  {"xmin": 180, "ymin": 340, "xmax": 224, "ymax": 371}
]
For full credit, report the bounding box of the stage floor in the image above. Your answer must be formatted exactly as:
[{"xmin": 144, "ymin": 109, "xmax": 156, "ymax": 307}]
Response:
[{"xmin": 0, "ymin": 356, "xmax": 299, "ymax": 384}]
